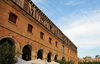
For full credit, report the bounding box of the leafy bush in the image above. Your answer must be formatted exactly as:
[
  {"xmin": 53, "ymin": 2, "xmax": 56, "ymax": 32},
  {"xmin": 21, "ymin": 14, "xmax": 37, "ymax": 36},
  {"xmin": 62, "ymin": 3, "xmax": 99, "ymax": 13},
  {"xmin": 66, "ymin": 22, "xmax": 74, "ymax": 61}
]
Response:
[
  {"xmin": 0, "ymin": 40, "xmax": 16, "ymax": 64},
  {"xmin": 55, "ymin": 59, "xmax": 74, "ymax": 64}
]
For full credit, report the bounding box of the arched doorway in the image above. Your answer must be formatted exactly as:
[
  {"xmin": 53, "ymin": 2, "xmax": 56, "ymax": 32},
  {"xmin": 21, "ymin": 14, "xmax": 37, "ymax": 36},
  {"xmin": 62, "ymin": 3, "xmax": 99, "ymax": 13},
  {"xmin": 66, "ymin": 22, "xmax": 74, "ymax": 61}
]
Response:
[
  {"xmin": 47, "ymin": 52, "xmax": 52, "ymax": 62},
  {"xmin": 37, "ymin": 49, "xmax": 43, "ymax": 59},
  {"xmin": 22, "ymin": 45, "xmax": 31, "ymax": 61},
  {"xmin": 54, "ymin": 55, "xmax": 58, "ymax": 61},
  {"xmin": 0, "ymin": 38, "xmax": 15, "ymax": 63}
]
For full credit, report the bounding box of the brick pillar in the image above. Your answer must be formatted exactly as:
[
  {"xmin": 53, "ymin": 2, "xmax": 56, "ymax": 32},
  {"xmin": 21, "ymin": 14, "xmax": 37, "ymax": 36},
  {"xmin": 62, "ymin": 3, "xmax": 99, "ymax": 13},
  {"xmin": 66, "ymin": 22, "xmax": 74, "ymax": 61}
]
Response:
[
  {"xmin": 51, "ymin": 56, "xmax": 54, "ymax": 61},
  {"xmin": 31, "ymin": 55, "xmax": 37, "ymax": 60},
  {"xmin": 31, "ymin": 51, "xmax": 37, "ymax": 60},
  {"xmin": 43, "ymin": 52, "xmax": 47, "ymax": 61}
]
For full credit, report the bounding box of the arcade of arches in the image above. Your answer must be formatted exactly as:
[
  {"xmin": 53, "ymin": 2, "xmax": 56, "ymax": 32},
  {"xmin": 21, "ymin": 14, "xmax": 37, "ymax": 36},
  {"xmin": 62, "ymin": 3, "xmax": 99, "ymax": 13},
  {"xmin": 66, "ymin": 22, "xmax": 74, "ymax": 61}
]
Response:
[
  {"xmin": 21, "ymin": 45, "xmax": 66, "ymax": 62},
  {"xmin": 0, "ymin": 38, "xmax": 66, "ymax": 62}
]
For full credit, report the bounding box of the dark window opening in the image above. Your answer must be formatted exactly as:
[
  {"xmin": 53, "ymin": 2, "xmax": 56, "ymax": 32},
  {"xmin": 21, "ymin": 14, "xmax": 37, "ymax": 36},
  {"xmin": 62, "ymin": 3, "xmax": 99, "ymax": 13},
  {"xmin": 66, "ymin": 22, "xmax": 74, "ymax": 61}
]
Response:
[
  {"xmin": 55, "ymin": 42, "xmax": 58, "ymax": 47},
  {"xmin": 49, "ymin": 38, "xmax": 52, "ymax": 44},
  {"xmin": 28, "ymin": 24, "xmax": 33, "ymax": 33},
  {"xmin": 9, "ymin": 13, "xmax": 17, "ymax": 23},
  {"xmin": 22, "ymin": 45, "xmax": 31, "ymax": 61},
  {"xmin": 40, "ymin": 32, "xmax": 44, "ymax": 39}
]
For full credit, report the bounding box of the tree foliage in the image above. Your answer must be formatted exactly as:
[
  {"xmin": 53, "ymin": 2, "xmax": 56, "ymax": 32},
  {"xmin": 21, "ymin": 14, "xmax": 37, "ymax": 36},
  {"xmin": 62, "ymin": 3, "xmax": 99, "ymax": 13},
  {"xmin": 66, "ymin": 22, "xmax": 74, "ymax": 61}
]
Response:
[
  {"xmin": 0, "ymin": 40, "xmax": 16, "ymax": 64},
  {"xmin": 55, "ymin": 59, "xmax": 74, "ymax": 64},
  {"xmin": 95, "ymin": 55, "xmax": 99, "ymax": 58}
]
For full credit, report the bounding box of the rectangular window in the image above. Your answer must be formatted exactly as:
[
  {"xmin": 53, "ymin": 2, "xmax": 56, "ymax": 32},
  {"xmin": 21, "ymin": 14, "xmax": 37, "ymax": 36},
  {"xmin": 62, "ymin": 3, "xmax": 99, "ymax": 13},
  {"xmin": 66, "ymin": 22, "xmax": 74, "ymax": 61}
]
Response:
[
  {"xmin": 28, "ymin": 24, "xmax": 33, "ymax": 33},
  {"xmin": 49, "ymin": 38, "xmax": 52, "ymax": 44},
  {"xmin": 55, "ymin": 42, "xmax": 58, "ymax": 47},
  {"xmin": 9, "ymin": 13, "xmax": 17, "ymax": 23},
  {"xmin": 40, "ymin": 32, "xmax": 44, "ymax": 39}
]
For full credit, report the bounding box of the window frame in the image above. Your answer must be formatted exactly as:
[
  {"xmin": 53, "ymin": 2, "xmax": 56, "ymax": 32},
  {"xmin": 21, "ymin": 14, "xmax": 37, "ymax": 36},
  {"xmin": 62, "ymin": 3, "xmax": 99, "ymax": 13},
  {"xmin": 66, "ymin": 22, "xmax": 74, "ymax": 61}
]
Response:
[
  {"xmin": 28, "ymin": 24, "xmax": 33, "ymax": 33},
  {"xmin": 49, "ymin": 37, "xmax": 52, "ymax": 44},
  {"xmin": 55, "ymin": 42, "xmax": 58, "ymax": 47},
  {"xmin": 40, "ymin": 32, "xmax": 44, "ymax": 39},
  {"xmin": 9, "ymin": 12, "xmax": 17, "ymax": 24}
]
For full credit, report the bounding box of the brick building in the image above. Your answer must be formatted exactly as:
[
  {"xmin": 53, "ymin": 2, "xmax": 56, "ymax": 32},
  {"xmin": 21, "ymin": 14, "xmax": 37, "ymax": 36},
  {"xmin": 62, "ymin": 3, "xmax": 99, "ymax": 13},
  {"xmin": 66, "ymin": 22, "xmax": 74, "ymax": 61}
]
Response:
[
  {"xmin": 78, "ymin": 56, "xmax": 100, "ymax": 62},
  {"xmin": 0, "ymin": 0, "xmax": 78, "ymax": 64}
]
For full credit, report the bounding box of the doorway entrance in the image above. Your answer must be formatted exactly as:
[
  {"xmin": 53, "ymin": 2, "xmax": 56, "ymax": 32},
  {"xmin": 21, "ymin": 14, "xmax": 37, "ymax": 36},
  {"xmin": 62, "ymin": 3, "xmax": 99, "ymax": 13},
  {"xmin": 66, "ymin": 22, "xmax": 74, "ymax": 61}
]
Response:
[
  {"xmin": 37, "ymin": 49, "xmax": 43, "ymax": 59},
  {"xmin": 47, "ymin": 52, "xmax": 52, "ymax": 62},
  {"xmin": 22, "ymin": 45, "xmax": 31, "ymax": 61}
]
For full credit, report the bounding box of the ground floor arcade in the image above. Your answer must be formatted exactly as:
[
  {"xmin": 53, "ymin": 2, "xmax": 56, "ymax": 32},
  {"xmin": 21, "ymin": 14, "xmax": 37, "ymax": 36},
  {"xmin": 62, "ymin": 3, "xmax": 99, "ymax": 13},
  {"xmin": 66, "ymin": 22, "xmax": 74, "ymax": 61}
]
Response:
[{"xmin": 0, "ymin": 26, "xmax": 78, "ymax": 64}]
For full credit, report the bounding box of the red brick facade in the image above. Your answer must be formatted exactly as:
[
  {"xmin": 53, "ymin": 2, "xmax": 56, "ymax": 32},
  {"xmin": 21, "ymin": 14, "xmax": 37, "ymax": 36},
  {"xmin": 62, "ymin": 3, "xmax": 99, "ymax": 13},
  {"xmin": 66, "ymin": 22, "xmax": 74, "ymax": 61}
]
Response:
[{"xmin": 0, "ymin": 0, "xmax": 78, "ymax": 64}]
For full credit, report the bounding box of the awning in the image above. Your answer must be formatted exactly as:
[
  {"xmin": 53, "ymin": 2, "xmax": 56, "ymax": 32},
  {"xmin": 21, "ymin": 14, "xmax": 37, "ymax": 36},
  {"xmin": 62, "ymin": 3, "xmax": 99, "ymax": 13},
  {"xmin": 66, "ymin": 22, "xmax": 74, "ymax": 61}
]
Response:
[
  {"xmin": 16, "ymin": 58, "xmax": 31, "ymax": 64},
  {"xmin": 28, "ymin": 59, "xmax": 46, "ymax": 64},
  {"xmin": 50, "ymin": 61, "xmax": 60, "ymax": 64}
]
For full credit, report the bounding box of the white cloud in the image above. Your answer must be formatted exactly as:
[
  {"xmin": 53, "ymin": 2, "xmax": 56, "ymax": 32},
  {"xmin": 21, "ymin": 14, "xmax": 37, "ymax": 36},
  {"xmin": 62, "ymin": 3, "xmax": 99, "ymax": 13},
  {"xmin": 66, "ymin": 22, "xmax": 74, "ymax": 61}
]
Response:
[
  {"xmin": 57, "ymin": 9, "xmax": 100, "ymax": 49},
  {"xmin": 65, "ymin": 0, "xmax": 84, "ymax": 5}
]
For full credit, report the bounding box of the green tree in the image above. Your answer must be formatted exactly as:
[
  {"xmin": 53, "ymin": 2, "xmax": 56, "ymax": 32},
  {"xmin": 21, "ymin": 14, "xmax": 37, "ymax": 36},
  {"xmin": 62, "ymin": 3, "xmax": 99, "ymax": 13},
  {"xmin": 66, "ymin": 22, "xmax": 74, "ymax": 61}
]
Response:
[
  {"xmin": 55, "ymin": 59, "xmax": 74, "ymax": 64},
  {"xmin": 0, "ymin": 40, "xmax": 16, "ymax": 64},
  {"xmin": 78, "ymin": 62, "xmax": 100, "ymax": 64},
  {"xmin": 95, "ymin": 55, "xmax": 99, "ymax": 58}
]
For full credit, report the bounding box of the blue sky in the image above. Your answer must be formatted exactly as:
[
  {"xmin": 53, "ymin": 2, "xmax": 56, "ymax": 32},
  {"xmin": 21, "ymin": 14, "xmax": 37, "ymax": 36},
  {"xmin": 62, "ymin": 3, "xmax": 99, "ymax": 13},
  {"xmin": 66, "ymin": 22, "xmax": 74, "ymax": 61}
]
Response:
[{"xmin": 32, "ymin": 0, "xmax": 100, "ymax": 58}]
